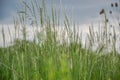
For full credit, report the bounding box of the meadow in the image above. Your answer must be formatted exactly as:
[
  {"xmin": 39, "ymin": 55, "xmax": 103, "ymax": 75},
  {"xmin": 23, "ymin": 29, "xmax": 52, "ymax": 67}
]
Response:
[{"xmin": 0, "ymin": 0, "xmax": 120, "ymax": 80}]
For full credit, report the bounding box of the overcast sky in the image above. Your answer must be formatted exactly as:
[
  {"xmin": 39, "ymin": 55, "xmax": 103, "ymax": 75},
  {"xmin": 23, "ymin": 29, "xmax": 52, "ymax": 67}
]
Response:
[
  {"xmin": 0, "ymin": 0, "xmax": 111, "ymax": 24},
  {"xmin": 0, "ymin": 0, "xmax": 119, "ymax": 47}
]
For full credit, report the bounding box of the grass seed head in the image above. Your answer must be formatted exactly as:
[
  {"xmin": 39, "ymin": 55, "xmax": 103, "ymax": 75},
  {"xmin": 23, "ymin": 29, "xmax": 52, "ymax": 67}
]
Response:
[
  {"xmin": 115, "ymin": 2, "xmax": 118, "ymax": 7},
  {"xmin": 106, "ymin": 19, "xmax": 109, "ymax": 22},
  {"xmin": 100, "ymin": 9, "xmax": 105, "ymax": 15},
  {"xmin": 111, "ymin": 3, "xmax": 114, "ymax": 7},
  {"xmin": 109, "ymin": 11, "xmax": 112, "ymax": 14}
]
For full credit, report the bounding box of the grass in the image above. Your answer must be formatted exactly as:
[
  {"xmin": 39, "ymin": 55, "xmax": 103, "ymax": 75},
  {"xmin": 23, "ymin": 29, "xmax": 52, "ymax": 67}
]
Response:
[{"xmin": 0, "ymin": 0, "xmax": 120, "ymax": 80}]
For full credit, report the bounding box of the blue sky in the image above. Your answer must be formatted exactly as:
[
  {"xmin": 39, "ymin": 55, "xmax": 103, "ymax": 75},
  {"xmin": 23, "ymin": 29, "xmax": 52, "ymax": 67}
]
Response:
[
  {"xmin": 1, "ymin": 0, "xmax": 119, "ymax": 47},
  {"xmin": 0, "ymin": 0, "xmax": 111, "ymax": 24}
]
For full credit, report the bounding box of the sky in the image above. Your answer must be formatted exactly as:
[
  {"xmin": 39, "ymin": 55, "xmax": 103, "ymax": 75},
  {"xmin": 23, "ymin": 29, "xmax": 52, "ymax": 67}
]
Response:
[
  {"xmin": 0, "ymin": 0, "xmax": 116, "ymax": 47},
  {"xmin": 0, "ymin": 0, "xmax": 111, "ymax": 24}
]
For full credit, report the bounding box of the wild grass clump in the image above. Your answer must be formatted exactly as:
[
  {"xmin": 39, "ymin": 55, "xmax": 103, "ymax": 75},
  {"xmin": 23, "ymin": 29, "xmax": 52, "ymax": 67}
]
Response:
[{"xmin": 0, "ymin": 0, "xmax": 120, "ymax": 80}]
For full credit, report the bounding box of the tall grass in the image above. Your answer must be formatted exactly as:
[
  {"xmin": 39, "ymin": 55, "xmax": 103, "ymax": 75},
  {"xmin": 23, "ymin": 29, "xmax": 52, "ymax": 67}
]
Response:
[{"xmin": 0, "ymin": 0, "xmax": 120, "ymax": 80}]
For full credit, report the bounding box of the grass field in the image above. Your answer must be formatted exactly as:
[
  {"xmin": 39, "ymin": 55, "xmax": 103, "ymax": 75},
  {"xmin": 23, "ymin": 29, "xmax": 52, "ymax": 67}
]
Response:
[{"xmin": 0, "ymin": 0, "xmax": 120, "ymax": 80}]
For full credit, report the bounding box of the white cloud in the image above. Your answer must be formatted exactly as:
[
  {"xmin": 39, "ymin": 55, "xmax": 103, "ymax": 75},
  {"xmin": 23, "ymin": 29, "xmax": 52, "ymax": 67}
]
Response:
[
  {"xmin": 0, "ymin": 24, "xmax": 91, "ymax": 47},
  {"xmin": 1, "ymin": 22, "xmax": 120, "ymax": 53}
]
